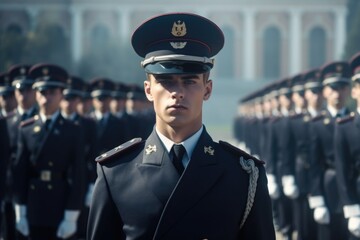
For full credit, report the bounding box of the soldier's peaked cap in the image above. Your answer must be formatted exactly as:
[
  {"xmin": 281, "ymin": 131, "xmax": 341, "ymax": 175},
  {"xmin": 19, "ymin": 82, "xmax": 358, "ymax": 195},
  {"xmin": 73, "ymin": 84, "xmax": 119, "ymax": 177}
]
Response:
[
  {"xmin": 350, "ymin": 52, "xmax": 360, "ymax": 82},
  {"xmin": 29, "ymin": 63, "xmax": 68, "ymax": 91},
  {"xmin": 131, "ymin": 12, "xmax": 224, "ymax": 75},
  {"xmin": 320, "ymin": 61, "xmax": 351, "ymax": 88},
  {"xmin": 8, "ymin": 64, "xmax": 34, "ymax": 90}
]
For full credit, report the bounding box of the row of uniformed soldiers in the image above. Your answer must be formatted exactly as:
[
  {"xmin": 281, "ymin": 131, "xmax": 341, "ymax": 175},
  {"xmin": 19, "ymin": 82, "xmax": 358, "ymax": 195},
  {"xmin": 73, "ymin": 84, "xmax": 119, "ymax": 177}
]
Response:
[
  {"xmin": 0, "ymin": 63, "xmax": 155, "ymax": 240},
  {"xmin": 233, "ymin": 52, "xmax": 360, "ymax": 240}
]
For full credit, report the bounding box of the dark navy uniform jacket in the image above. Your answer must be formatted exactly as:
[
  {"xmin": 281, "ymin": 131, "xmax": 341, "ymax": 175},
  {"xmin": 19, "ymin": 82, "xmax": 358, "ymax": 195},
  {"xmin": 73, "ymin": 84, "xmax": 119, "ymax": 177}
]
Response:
[
  {"xmin": 13, "ymin": 113, "xmax": 86, "ymax": 227},
  {"xmin": 0, "ymin": 117, "xmax": 10, "ymax": 201},
  {"xmin": 87, "ymin": 128, "xmax": 275, "ymax": 240},
  {"xmin": 334, "ymin": 112, "xmax": 360, "ymax": 206},
  {"xmin": 310, "ymin": 109, "xmax": 349, "ymax": 214}
]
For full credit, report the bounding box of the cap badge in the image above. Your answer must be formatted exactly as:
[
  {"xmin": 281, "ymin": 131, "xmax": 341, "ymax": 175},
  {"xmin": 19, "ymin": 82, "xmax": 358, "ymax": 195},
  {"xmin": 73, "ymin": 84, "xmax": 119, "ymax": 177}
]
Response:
[
  {"xmin": 20, "ymin": 68, "xmax": 26, "ymax": 74},
  {"xmin": 170, "ymin": 42, "xmax": 187, "ymax": 49},
  {"xmin": 336, "ymin": 64, "xmax": 343, "ymax": 72},
  {"xmin": 303, "ymin": 115, "xmax": 310, "ymax": 122},
  {"xmin": 42, "ymin": 68, "xmax": 49, "ymax": 76},
  {"xmin": 204, "ymin": 146, "xmax": 215, "ymax": 155},
  {"xmin": 145, "ymin": 144, "xmax": 157, "ymax": 155},
  {"xmin": 171, "ymin": 20, "xmax": 187, "ymax": 37},
  {"xmin": 324, "ymin": 118, "xmax": 330, "ymax": 125},
  {"xmin": 67, "ymin": 78, "xmax": 72, "ymax": 84},
  {"xmin": 99, "ymin": 80, "xmax": 104, "ymax": 88}
]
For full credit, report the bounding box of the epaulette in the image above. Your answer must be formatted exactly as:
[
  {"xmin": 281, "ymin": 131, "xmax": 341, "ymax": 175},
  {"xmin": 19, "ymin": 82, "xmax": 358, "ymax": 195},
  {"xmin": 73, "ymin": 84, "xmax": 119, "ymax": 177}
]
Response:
[
  {"xmin": 290, "ymin": 113, "xmax": 303, "ymax": 119},
  {"xmin": 20, "ymin": 115, "xmax": 38, "ymax": 127},
  {"xmin": 337, "ymin": 112, "xmax": 355, "ymax": 124},
  {"xmin": 219, "ymin": 141, "xmax": 264, "ymax": 165},
  {"xmin": 96, "ymin": 138, "xmax": 143, "ymax": 163},
  {"xmin": 311, "ymin": 113, "xmax": 325, "ymax": 122},
  {"xmin": 0, "ymin": 111, "xmax": 16, "ymax": 120}
]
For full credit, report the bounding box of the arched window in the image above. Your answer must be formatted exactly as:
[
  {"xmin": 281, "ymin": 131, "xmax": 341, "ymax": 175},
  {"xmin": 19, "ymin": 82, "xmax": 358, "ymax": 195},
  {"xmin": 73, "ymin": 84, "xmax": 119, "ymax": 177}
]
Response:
[
  {"xmin": 263, "ymin": 26, "xmax": 281, "ymax": 80},
  {"xmin": 309, "ymin": 27, "xmax": 326, "ymax": 68},
  {"xmin": 90, "ymin": 24, "xmax": 110, "ymax": 47},
  {"xmin": 6, "ymin": 24, "xmax": 23, "ymax": 35},
  {"xmin": 216, "ymin": 26, "xmax": 234, "ymax": 79}
]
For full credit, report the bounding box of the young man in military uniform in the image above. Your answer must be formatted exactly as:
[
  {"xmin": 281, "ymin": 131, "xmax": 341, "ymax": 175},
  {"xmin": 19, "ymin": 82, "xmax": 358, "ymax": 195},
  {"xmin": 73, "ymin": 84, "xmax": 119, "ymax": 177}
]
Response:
[
  {"xmin": 0, "ymin": 72, "xmax": 17, "ymax": 118},
  {"xmin": 12, "ymin": 64, "xmax": 86, "ymax": 240},
  {"xmin": 87, "ymin": 13, "xmax": 275, "ymax": 240},
  {"xmin": 308, "ymin": 61, "xmax": 351, "ymax": 240},
  {"xmin": 334, "ymin": 52, "xmax": 360, "ymax": 240}
]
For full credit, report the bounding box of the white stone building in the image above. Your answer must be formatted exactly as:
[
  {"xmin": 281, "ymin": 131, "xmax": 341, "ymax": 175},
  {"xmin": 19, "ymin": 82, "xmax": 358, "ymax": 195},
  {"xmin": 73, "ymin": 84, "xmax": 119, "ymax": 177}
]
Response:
[{"xmin": 0, "ymin": 0, "xmax": 347, "ymax": 81}]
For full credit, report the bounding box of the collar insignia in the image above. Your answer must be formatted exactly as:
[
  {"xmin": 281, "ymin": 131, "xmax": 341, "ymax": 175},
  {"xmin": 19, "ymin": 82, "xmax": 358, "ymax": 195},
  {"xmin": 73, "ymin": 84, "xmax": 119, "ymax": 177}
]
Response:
[
  {"xmin": 145, "ymin": 144, "xmax": 157, "ymax": 155},
  {"xmin": 324, "ymin": 118, "xmax": 330, "ymax": 125},
  {"xmin": 171, "ymin": 20, "xmax": 187, "ymax": 37},
  {"xmin": 303, "ymin": 115, "xmax": 310, "ymax": 122},
  {"xmin": 204, "ymin": 146, "xmax": 215, "ymax": 155}
]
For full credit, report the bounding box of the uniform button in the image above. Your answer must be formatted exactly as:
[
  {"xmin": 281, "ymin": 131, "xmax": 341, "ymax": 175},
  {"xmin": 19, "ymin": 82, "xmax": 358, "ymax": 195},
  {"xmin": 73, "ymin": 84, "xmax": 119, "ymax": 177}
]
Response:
[
  {"xmin": 30, "ymin": 185, "xmax": 35, "ymax": 190},
  {"xmin": 48, "ymin": 161, "xmax": 53, "ymax": 167},
  {"xmin": 48, "ymin": 184, "xmax": 52, "ymax": 190}
]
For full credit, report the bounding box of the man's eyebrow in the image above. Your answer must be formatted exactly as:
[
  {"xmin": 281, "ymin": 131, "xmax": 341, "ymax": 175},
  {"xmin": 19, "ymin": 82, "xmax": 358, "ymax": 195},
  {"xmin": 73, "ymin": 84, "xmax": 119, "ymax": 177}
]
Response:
[{"xmin": 181, "ymin": 75, "xmax": 200, "ymax": 80}]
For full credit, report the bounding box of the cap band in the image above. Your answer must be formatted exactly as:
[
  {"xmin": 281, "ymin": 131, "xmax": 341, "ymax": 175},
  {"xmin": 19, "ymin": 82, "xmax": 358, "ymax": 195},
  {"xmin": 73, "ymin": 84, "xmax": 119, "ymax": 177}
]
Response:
[
  {"xmin": 12, "ymin": 79, "xmax": 34, "ymax": 88},
  {"xmin": 352, "ymin": 73, "xmax": 360, "ymax": 82},
  {"xmin": 33, "ymin": 81, "xmax": 66, "ymax": 89},
  {"xmin": 141, "ymin": 54, "xmax": 214, "ymax": 67},
  {"xmin": 323, "ymin": 77, "xmax": 350, "ymax": 86},
  {"xmin": 63, "ymin": 89, "xmax": 84, "ymax": 97},
  {"xmin": 305, "ymin": 82, "xmax": 322, "ymax": 89},
  {"xmin": 0, "ymin": 86, "xmax": 15, "ymax": 94},
  {"xmin": 292, "ymin": 85, "xmax": 305, "ymax": 92},
  {"xmin": 91, "ymin": 90, "xmax": 113, "ymax": 98}
]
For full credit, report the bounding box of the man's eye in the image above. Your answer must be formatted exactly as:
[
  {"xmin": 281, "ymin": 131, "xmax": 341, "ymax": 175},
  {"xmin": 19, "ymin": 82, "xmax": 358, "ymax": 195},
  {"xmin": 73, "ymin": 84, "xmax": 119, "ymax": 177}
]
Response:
[{"xmin": 184, "ymin": 79, "xmax": 195, "ymax": 85}]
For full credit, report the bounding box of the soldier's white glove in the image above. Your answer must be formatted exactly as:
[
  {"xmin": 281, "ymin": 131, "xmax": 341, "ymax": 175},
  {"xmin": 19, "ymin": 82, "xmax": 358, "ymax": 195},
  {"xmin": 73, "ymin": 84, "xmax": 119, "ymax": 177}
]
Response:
[
  {"xmin": 15, "ymin": 204, "xmax": 29, "ymax": 236},
  {"xmin": 314, "ymin": 206, "xmax": 330, "ymax": 224},
  {"xmin": 85, "ymin": 183, "xmax": 95, "ymax": 207},
  {"xmin": 282, "ymin": 175, "xmax": 299, "ymax": 199},
  {"xmin": 343, "ymin": 204, "xmax": 360, "ymax": 237},
  {"xmin": 267, "ymin": 174, "xmax": 280, "ymax": 199},
  {"xmin": 348, "ymin": 217, "xmax": 360, "ymax": 237},
  {"xmin": 56, "ymin": 210, "xmax": 80, "ymax": 239}
]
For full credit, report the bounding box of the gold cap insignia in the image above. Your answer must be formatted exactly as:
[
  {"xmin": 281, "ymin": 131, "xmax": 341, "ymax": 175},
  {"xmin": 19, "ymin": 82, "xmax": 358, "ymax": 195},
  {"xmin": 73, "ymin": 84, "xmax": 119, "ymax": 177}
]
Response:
[
  {"xmin": 336, "ymin": 64, "xmax": 343, "ymax": 72},
  {"xmin": 171, "ymin": 20, "xmax": 187, "ymax": 37},
  {"xmin": 20, "ymin": 67, "xmax": 26, "ymax": 74},
  {"xmin": 324, "ymin": 118, "xmax": 330, "ymax": 125},
  {"xmin": 145, "ymin": 145, "xmax": 157, "ymax": 155},
  {"xmin": 42, "ymin": 68, "xmax": 49, "ymax": 75},
  {"xmin": 67, "ymin": 78, "xmax": 72, "ymax": 84},
  {"xmin": 204, "ymin": 146, "xmax": 215, "ymax": 155},
  {"xmin": 34, "ymin": 126, "xmax": 41, "ymax": 133}
]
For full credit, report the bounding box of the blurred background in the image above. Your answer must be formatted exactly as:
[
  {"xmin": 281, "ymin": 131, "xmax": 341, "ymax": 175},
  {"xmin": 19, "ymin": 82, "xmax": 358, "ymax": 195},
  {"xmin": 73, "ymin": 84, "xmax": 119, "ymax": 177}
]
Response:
[{"xmin": 0, "ymin": 0, "xmax": 359, "ymax": 141}]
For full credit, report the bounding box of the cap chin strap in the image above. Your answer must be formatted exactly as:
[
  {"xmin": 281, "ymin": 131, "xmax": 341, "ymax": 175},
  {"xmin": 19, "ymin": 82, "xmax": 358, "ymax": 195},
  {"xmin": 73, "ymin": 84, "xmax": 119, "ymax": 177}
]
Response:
[{"xmin": 141, "ymin": 54, "xmax": 214, "ymax": 67}]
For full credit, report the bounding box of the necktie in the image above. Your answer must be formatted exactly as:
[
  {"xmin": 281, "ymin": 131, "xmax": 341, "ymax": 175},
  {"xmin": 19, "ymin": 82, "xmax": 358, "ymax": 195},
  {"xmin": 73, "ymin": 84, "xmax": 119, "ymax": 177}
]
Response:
[
  {"xmin": 21, "ymin": 113, "xmax": 28, "ymax": 121},
  {"xmin": 44, "ymin": 119, "xmax": 52, "ymax": 132},
  {"xmin": 172, "ymin": 144, "xmax": 186, "ymax": 174}
]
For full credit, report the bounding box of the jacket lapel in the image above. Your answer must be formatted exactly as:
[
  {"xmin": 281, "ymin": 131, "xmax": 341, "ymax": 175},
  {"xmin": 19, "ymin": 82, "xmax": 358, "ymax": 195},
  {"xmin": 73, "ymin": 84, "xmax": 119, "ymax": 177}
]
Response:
[
  {"xmin": 154, "ymin": 129, "xmax": 224, "ymax": 239},
  {"xmin": 137, "ymin": 130, "xmax": 180, "ymax": 206}
]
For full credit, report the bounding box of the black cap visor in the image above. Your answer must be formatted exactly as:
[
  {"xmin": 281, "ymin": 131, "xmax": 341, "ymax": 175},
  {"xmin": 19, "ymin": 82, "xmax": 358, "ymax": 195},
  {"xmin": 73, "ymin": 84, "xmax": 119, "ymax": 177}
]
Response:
[{"xmin": 144, "ymin": 61, "xmax": 212, "ymax": 75}]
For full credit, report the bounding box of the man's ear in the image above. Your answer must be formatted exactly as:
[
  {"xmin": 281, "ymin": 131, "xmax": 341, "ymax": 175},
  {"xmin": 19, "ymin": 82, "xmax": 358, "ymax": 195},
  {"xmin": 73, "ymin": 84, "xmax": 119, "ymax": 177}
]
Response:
[
  {"xmin": 203, "ymin": 79, "xmax": 212, "ymax": 101},
  {"xmin": 144, "ymin": 80, "xmax": 154, "ymax": 102}
]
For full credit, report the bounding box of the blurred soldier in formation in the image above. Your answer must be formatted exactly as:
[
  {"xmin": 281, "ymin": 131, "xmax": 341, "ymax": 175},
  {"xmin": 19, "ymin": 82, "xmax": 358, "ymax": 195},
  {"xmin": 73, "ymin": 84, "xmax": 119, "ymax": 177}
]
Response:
[
  {"xmin": 110, "ymin": 82, "xmax": 128, "ymax": 119},
  {"xmin": 12, "ymin": 64, "xmax": 86, "ymax": 240},
  {"xmin": 77, "ymin": 82, "xmax": 93, "ymax": 118},
  {"xmin": 60, "ymin": 76, "xmax": 98, "ymax": 239},
  {"xmin": 265, "ymin": 78, "xmax": 294, "ymax": 240},
  {"xmin": 89, "ymin": 78, "xmax": 130, "ymax": 154},
  {"xmin": 334, "ymin": 52, "xmax": 360, "ymax": 240},
  {"xmin": 308, "ymin": 61, "xmax": 351, "ymax": 240},
  {"xmin": 2, "ymin": 65, "xmax": 38, "ymax": 240},
  {"xmin": 0, "ymin": 73, "xmax": 17, "ymax": 118}
]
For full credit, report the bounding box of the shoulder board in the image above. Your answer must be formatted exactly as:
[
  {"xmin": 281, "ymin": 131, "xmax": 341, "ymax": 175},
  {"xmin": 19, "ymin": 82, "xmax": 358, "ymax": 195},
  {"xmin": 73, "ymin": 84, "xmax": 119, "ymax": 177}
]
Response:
[
  {"xmin": 290, "ymin": 113, "xmax": 303, "ymax": 119},
  {"xmin": 96, "ymin": 138, "xmax": 143, "ymax": 163},
  {"xmin": 311, "ymin": 114, "xmax": 324, "ymax": 122},
  {"xmin": 20, "ymin": 115, "xmax": 38, "ymax": 127},
  {"xmin": 219, "ymin": 141, "xmax": 264, "ymax": 165},
  {"xmin": 337, "ymin": 112, "xmax": 355, "ymax": 124},
  {"xmin": 1, "ymin": 111, "xmax": 16, "ymax": 120}
]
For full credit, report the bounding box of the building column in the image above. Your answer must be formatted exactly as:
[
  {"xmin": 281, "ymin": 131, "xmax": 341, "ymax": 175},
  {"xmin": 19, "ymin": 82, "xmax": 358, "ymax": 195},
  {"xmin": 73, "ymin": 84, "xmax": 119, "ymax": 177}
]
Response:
[
  {"xmin": 71, "ymin": 7, "xmax": 83, "ymax": 63},
  {"xmin": 334, "ymin": 8, "xmax": 347, "ymax": 60},
  {"xmin": 243, "ymin": 9, "xmax": 256, "ymax": 81},
  {"xmin": 27, "ymin": 7, "xmax": 39, "ymax": 32},
  {"xmin": 289, "ymin": 9, "xmax": 302, "ymax": 75},
  {"xmin": 118, "ymin": 8, "xmax": 130, "ymax": 45}
]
